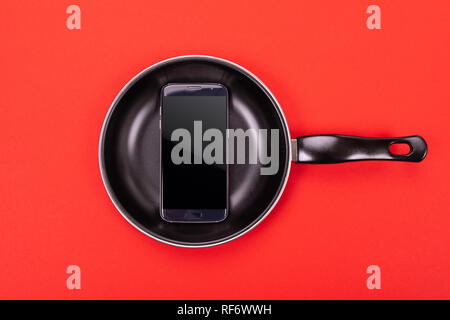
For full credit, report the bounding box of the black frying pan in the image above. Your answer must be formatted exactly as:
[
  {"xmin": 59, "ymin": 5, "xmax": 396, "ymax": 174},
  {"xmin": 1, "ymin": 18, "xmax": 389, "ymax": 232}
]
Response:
[{"xmin": 99, "ymin": 55, "xmax": 427, "ymax": 247}]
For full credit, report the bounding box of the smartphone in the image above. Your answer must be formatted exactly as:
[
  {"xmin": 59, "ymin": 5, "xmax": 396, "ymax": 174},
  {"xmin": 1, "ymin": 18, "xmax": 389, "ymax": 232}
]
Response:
[{"xmin": 160, "ymin": 83, "xmax": 228, "ymax": 223}]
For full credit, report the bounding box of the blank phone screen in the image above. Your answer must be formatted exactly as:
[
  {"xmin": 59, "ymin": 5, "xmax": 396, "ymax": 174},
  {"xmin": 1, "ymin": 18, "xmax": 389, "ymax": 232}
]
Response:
[{"xmin": 161, "ymin": 95, "xmax": 227, "ymax": 209}]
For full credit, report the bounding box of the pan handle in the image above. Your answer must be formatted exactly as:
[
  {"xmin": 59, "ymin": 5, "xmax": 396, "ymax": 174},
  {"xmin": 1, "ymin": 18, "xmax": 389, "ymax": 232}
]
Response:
[{"xmin": 293, "ymin": 135, "xmax": 427, "ymax": 164}]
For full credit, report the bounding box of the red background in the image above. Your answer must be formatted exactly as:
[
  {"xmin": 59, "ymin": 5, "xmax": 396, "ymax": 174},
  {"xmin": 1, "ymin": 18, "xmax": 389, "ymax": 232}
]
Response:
[{"xmin": 0, "ymin": 0, "xmax": 449, "ymax": 299}]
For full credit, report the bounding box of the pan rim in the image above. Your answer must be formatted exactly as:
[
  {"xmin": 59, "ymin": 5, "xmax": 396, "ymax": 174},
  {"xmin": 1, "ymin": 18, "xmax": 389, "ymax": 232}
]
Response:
[{"xmin": 98, "ymin": 55, "xmax": 292, "ymax": 248}]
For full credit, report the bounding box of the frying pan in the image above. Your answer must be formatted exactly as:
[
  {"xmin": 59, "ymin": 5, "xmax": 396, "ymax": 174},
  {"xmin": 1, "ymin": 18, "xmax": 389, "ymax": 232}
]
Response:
[{"xmin": 99, "ymin": 55, "xmax": 427, "ymax": 248}]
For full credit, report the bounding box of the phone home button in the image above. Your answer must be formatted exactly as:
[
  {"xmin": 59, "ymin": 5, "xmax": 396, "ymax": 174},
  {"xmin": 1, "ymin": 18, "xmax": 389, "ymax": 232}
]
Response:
[{"xmin": 184, "ymin": 211, "xmax": 203, "ymax": 219}]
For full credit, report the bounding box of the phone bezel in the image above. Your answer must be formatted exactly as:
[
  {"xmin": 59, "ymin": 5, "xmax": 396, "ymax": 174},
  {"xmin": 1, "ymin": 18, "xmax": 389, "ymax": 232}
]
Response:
[{"xmin": 160, "ymin": 83, "xmax": 229, "ymax": 223}]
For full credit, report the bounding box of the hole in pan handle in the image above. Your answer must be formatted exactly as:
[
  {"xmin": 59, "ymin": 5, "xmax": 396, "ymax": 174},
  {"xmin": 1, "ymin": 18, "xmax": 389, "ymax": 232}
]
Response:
[{"xmin": 293, "ymin": 135, "xmax": 428, "ymax": 164}]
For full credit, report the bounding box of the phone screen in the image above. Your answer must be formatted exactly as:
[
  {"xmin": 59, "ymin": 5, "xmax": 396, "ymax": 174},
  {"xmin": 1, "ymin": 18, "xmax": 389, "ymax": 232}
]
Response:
[{"xmin": 161, "ymin": 84, "xmax": 227, "ymax": 222}]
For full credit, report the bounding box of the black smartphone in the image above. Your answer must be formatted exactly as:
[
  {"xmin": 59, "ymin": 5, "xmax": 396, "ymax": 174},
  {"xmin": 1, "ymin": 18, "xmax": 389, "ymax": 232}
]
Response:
[{"xmin": 160, "ymin": 83, "xmax": 228, "ymax": 223}]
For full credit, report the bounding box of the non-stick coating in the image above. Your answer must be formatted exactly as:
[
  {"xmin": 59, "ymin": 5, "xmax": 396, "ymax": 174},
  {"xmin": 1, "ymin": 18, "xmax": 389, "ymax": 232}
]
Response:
[{"xmin": 99, "ymin": 56, "xmax": 290, "ymax": 247}]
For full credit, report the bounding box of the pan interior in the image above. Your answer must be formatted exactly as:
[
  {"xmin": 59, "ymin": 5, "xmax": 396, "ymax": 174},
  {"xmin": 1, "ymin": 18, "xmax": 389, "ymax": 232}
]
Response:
[{"xmin": 100, "ymin": 57, "xmax": 289, "ymax": 246}]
